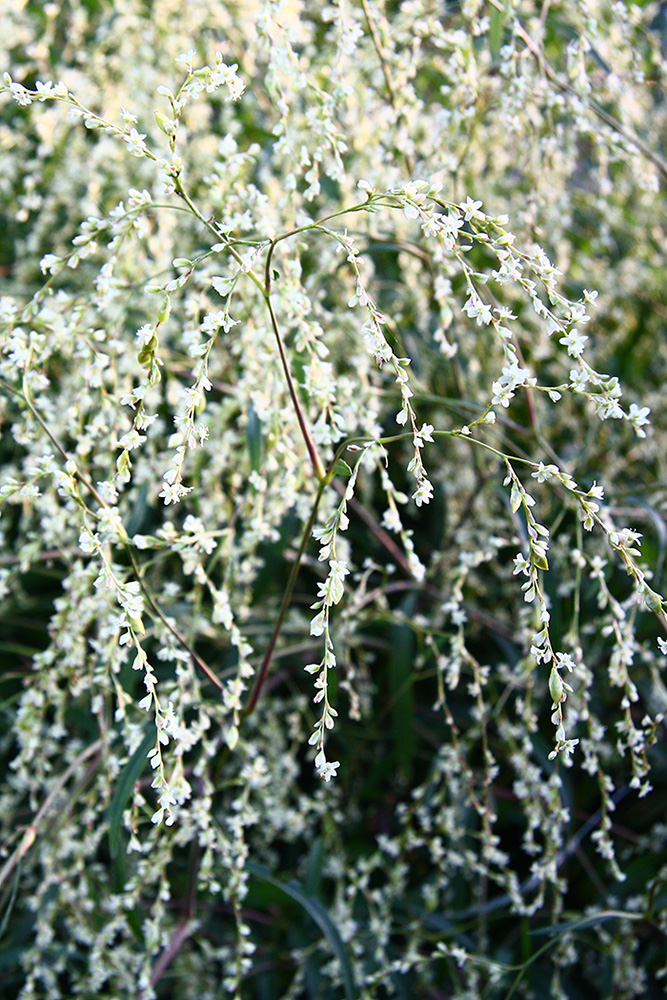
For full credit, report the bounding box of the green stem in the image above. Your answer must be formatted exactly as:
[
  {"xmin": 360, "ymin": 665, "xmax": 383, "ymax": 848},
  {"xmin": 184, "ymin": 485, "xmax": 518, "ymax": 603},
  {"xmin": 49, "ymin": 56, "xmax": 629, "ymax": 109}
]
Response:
[{"xmin": 263, "ymin": 200, "xmax": 371, "ymax": 291}]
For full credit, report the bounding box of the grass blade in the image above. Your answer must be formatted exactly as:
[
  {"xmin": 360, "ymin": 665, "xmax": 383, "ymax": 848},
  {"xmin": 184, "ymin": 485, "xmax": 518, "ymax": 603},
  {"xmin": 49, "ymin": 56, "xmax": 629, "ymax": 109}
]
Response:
[
  {"xmin": 107, "ymin": 726, "xmax": 156, "ymax": 859},
  {"xmin": 247, "ymin": 861, "xmax": 356, "ymax": 1000}
]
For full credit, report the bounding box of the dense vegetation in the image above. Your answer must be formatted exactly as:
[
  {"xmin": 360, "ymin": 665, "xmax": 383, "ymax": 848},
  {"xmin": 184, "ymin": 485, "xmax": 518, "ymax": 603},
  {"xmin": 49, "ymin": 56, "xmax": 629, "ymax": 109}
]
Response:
[{"xmin": 1, "ymin": 1, "xmax": 666, "ymax": 997}]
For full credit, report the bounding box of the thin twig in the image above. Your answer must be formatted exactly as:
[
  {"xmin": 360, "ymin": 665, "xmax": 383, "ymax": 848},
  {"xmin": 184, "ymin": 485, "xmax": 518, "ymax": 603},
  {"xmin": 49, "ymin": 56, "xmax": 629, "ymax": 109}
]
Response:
[
  {"xmin": 243, "ymin": 480, "xmax": 326, "ymax": 715},
  {"xmin": 513, "ymin": 19, "xmax": 667, "ymax": 181},
  {"xmin": 0, "ymin": 739, "xmax": 103, "ymax": 893}
]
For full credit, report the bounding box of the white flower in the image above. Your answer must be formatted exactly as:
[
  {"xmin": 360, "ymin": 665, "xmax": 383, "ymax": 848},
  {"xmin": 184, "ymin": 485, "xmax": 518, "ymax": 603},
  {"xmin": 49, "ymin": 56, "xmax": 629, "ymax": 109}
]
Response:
[
  {"xmin": 118, "ymin": 429, "xmax": 147, "ymax": 451},
  {"xmin": 531, "ymin": 462, "xmax": 559, "ymax": 483},
  {"xmin": 382, "ymin": 507, "xmax": 401, "ymax": 532},
  {"xmin": 317, "ymin": 560, "xmax": 349, "ymax": 606},
  {"xmin": 10, "ymin": 82, "xmax": 32, "ymax": 106},
  {"xmin": 555, "ymin": 651, "xmax": 576, "ymax": 672},
  {"xmin": 491, "ymin": 360, "xmax": 532, "ymax": 407},
  {"xmin": 176, "ymin": 49, "xmax": 196, "ymax": 70},
  {"xmin": 569, "ymin": 367, "xmax": 589, "ymax": 390},
  {"xmin": 124, "ymin": 128, "xmax": 148, "ymax": 157},
  {"xmin": 78, "ymin": 530, "xmax": 98, "ymax": 554},
  {"xmin": 627, "ymin": 403, "xmax": 650, "ymax": 438},
  {"xmin": 317, "ymin": 759, "xmax": 340, "ymax": 782},
  {"xmin": 135, "ymin": 323, "xmax": 155, "ymax": 346},
  {"xmin": 309, "ymin": 609, "xmax": 327, "ymax": 636},
  {"xmin": 548, "ymin": 738, "xmax": 579, "ymax": 760},
  {"xmin": 461, "ymin": 196, "xmax": 484, "ymax": 221},
  {"xmin": 463, "ymin": 294, "xmax": 492, "ymax": 326},
  {"xmin": 40, "ymin": 254, "xmax": 62, "ymax": 274},
  {"xmin": 412, "ymin": 478, "xmax": 433, "ymax": 507},
  {"xmin": 559, "ymin": 328, "xmax": 588, "ymax": 357},
  {"xmin": 158, "ymin": 481, "xmax": 193, "ymax": 505}
]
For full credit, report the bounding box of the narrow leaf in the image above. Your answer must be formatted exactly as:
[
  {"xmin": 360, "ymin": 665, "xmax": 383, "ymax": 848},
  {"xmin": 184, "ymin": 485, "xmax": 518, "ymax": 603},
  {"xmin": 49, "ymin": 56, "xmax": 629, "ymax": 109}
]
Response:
[
  {"xmin": 247, "ymin": 862, "xmax": 356, "ymax": 1000},
  {"xmin": 247, "ymin": 401, "xmax": 262, "ymax": 474},
  {"xmin": 332, "ymin": 459, "xmax": 352, "ymax": 478},
  {"xmin": 531, "ymin": 909, "xmax": 643, "ymax": 937},
  {"xmin": 388, "ymin": 602, "xmax": 416, "ymax": 783},
  {"xmin": 108, "ymin": 726, "xmax": 156, "ymax": 859}
]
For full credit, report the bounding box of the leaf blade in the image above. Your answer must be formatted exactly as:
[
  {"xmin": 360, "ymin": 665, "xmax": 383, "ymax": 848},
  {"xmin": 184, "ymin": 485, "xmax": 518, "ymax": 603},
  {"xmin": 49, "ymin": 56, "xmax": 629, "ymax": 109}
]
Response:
[
  {"xmin": 107, "ymin": 726, "xmax": 156, "ymax": 859},
  {"xmin": 247, "ymin": 862, "xmax": 356, "ymax": 1000}
]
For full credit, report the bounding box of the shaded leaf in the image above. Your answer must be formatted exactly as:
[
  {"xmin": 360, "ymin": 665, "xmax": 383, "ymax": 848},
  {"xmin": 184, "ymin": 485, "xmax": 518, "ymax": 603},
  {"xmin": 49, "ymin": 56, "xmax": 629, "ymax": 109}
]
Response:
[
  {"xmin": 107, "ymin": 726, "xmax": 156, "ymax": 859},
  {"xmin": 247, "ymin": 862, "xmax": 356, "ymax": 1000}
]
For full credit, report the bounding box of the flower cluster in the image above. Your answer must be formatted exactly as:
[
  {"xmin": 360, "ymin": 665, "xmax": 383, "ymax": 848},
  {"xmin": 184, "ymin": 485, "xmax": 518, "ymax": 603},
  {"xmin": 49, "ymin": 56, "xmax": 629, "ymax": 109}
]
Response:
[{"xmin": 1, "ymin": 2, "xmax": 666, "ymax": 999}]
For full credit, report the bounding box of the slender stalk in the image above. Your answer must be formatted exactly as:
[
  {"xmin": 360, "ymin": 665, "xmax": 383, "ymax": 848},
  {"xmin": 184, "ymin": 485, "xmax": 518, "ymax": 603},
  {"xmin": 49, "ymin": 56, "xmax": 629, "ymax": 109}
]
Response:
[
  {"xmin": 263, "ymin": 200, "xmax": 371, "ymax": 291},
  {"xmin": 510, "ymin": 15, "xmax": 667, "ymax": 181},
  {"xmin": 125, "ymin": 549, "xmax": 224, "ymax": 692},
  {"xmin": 264, "ymin": 296, "xmax": 326, "ymax": 481},
  {"xmin": 0, "ymin": 376, "xmax": 224, "ymax": 692},
  {"xmin": 175, "ymin": 176, "xmax": 327, "ymax": 482},
  {"xmin": 243, "ymin": 480, "xmax": 326, "ymax": 715},
  {"xmin": 0, "ymin": 740, "xmax": 103, "ymax": 893},
  {"xmin": 146, "ymin": 919, "xmax": 194, "ymax": 993}
]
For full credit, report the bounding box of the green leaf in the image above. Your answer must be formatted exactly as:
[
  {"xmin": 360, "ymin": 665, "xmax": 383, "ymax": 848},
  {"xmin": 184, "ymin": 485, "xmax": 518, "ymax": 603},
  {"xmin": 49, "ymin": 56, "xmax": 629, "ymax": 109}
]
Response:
[
  {"xmin": 157, "ymin": 293, "xmax": 170, "ymax": 324},
  {"xmin": 247, "ymin": 401, "xmax": 263, "ymax": 474},
  {"xmin": 388, "ymin": 597, "xmax": 417, "ymax": 783},
  {"xmin": 531, "ymin": 909, "xmax": 643, "ymax": 937},
  {"xmin": 488, "ymin": 0, "xmax": 510, "ymax": 62},
  {"xmin": 303, "ymin": 836, "xmax": 324, "ymax": 898},
  {"xmin": 532, "ymin": 551, "xmax": 549, "ymax": 572},
  {"xmin": 331, "ymin": 459, "xmax": 352, "ymax": 478},
  {"xmin": 247, "ymin": 862, "xmax": 356, "ymax": 1000},
  {"xmin": 107, "ymin": 726, "xmax": 156, "ymax": 859}
]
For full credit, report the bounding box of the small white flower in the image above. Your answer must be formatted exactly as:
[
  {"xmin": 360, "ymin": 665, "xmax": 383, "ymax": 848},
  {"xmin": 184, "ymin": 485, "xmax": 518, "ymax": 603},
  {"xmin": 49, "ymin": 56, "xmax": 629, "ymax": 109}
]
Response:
[
  {"xmin": 158, "ymin": 481, "xmax": 193, "ymax": 505},
  {"xmin": 461, "ymin": 196, "xmax": 484, "ymax": 221},
  {"xmin": 40, "ymin": 254, "xmax": 62, "ymax": 274},
  {"xmin": 463, "ymin": 294, "xmax": 492, "ymax": 326},
  {"xmin": 124, "ymin": 127, "xmax": 148, "ymax": 157},
  {"xmin": 309, "ymin": 608, "xmax": 327, "ymax": 636},
  {"xmin": 531, "ymin": 462, "xmax": 559, "ymax": 483},
  {"xmin": 118, "ymin": 429, "xmax": 147, "ymax": 451},
  {"xmin": 413, "ymin": 478, "xmax": 434, "ymax": 507},
  {"xmin": 317, "ymin": 759, "xmax": 340, "ymax": 782},
  {"xmin": 569, "ymin": 367, "xmax": 589, "ymax": 390},
  {"xmin": 176, "ymin": 49, "xmax": 196, "ymax": 70},
  {"xmin": 627, "ymin": 403, "xmax": 650, "ymax": 438},
  {"xmin": 559, "ymin": 328, "xmax": 588, "ymax": 357},
  {"xmin": 10, "ymin": 82, "xmax": 32, "ymax": 106}
]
